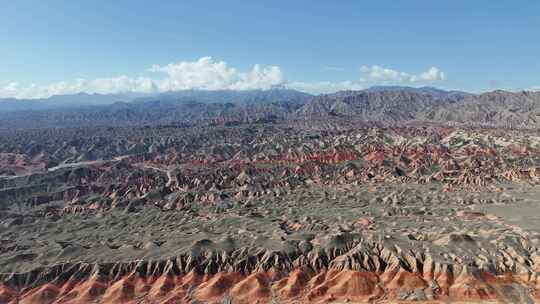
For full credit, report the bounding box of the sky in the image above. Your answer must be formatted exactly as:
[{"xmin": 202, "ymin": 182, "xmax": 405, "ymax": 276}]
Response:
[{"xmin": 1, "ymin": 0, "xmax": 539, "ymax": 98}]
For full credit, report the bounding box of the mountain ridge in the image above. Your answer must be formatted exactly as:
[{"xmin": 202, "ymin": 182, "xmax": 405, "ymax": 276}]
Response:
[{"xmin": 2, "ymin": 87, "xmax": 540, "ymax": 129}]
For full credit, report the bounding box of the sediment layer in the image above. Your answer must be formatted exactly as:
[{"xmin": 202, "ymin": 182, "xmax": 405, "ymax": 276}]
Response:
[{"xmin": 2, "ymin": 236, "xmax": 539, "ymax": 303}]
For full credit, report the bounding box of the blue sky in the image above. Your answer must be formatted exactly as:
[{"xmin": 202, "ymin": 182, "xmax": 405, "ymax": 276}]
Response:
[{"xmin": 1, "ymin": 0, "xmax": 539, "ymax": 98}]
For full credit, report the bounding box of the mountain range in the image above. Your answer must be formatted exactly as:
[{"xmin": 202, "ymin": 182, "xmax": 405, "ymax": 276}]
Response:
[
  {"xmin": 0, "ymin": 89, "xmax": 310, "ymax": 112},
  {"xmin": 1, "ymin": 87, "xmax": 539, "ymax": 129}
]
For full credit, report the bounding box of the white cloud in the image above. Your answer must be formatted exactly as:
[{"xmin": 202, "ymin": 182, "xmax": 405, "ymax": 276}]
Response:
[
  {"xmin": 288, "ymin": 81, "xmax": 364, "ymax": 94},
  {"xmin": 0, "ymin": 77, "xmax": 157, "ymax": 99},
  {"xmin": 289, "ymin": 65, "xmax": 446, "ymax": 94},
  {"xmin": 288, "ymin": 65, "xmax": 446, "ymax": 94},
  {"xmin": 0, "ymin": 57, "xmax": 284, "ymax": 99},
  {"xmin": 529, "ymin": 86, "xmax": 540, "ymax": 92},
  {"xmin": 0, "ymin": 58, "xmax": 446, "ymax": 98},
  {"xmin": 360, "ymin": 65, "xmax": 445, "ymax": 83},
  {"xmin": 149, "ymin": 57, "xmax": 283, "ymax": 91}
]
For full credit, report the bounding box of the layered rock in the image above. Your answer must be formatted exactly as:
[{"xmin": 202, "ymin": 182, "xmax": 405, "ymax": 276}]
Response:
[{"xmin": 1, "ymin": 237, "xmax": 539, "ymax": 303}]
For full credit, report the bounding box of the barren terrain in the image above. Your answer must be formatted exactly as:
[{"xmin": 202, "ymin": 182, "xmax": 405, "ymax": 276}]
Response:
[{"xmin": 1, "ymin": 89, "xmax": 540, "ymax": 303}]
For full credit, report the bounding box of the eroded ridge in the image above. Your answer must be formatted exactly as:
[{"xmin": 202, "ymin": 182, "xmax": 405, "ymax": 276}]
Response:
[
  {"xmin": 1, "ymin": 233, "xmax": 539, "ymax": 303},
  {"xmin": 1, "ymin": 124, "xmax": 540, "ymax": 303}
]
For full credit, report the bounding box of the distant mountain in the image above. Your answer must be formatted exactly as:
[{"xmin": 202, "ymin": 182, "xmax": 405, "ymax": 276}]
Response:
[
  {"xmin": 365, "ymin": 86, "xmax": 472, "ymax": 101},
  {"xmin": 0, "ymin": 89, "xmax": 311, "ymax": 128},
  {"xmin": 132, "ymin": 88, "xmax": 312, "ymax": 105},
  {"xmin": 0, "ymin": 89, "xmax": 311, "ymax": 113},
  {"xmin": 0, "ymin": 93, "xmax": 133, "ymax": 112},
  {"xmin": 2, "ymin": 87, "xmax": 540, "ymax": 129},
  {"xmin": 297, "ymin": 88, "xmax": 540, "ymax": 128},
  {"xmin": 423, "ymin": 90, "xmax": 540, "ymax": 128},
  {"xmin": 296, "ymin": 90, "xmax": 452, "ymax": 123}
]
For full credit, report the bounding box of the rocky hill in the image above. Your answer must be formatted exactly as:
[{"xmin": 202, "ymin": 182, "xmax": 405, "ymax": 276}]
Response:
[
  {"xmin": 1, "ymin": 123, "xmax": 540, "ymax": 303},
  {"xmin": 3, "ymin": 87, "xmax": 540, "ymax": 130},
  {"xmin": 0, "ymin": 89, "xmax": 310, "ymax": 129},
  {"xmin": 295, "ymin": 90, "xmax": 456, "ymax": 122},
  {"xmin": 296, "ymin": 89, "xmax": 540, "ymax": 129},
  {"xmin": 424, "ymin": 90, "xmax": 540, "ymax": 128}
]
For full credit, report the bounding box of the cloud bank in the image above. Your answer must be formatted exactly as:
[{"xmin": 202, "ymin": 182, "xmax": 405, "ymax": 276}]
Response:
[
  {"xmin": 360, "ymin": 65, "xmax": 445, "ymax": 83},
  {"xmin": 290, "ymin": 65, "xmax": 446, "ymax": 93},
  {"xmin": 289, "ymin": 81, "xmax": 365, "ymax": 94},
  {"xmin": 1, "ymin": 58, "xmax": 446, "ymax": 98},
  {"xmin": 149, "ymin": 57, "xmax": 284, "ymax": 91},
  {"xmin": 0, "ymin": 77, "xmax": 157, "ymax": 99},
  {"xmin": 0, "ymin": 57, "xmax": 285, "ymax": 99}
]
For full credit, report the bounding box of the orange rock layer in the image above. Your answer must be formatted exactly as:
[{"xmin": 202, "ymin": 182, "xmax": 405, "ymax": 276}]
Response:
[{"xmin": 1, "ymin": 265, "xmax": 538, "ymax": 303}]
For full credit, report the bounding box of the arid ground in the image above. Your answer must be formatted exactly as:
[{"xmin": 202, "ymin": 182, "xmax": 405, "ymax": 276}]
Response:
[{"xmin": 1, "ymin": 117, "xmax": 540, "ymax": 303}]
